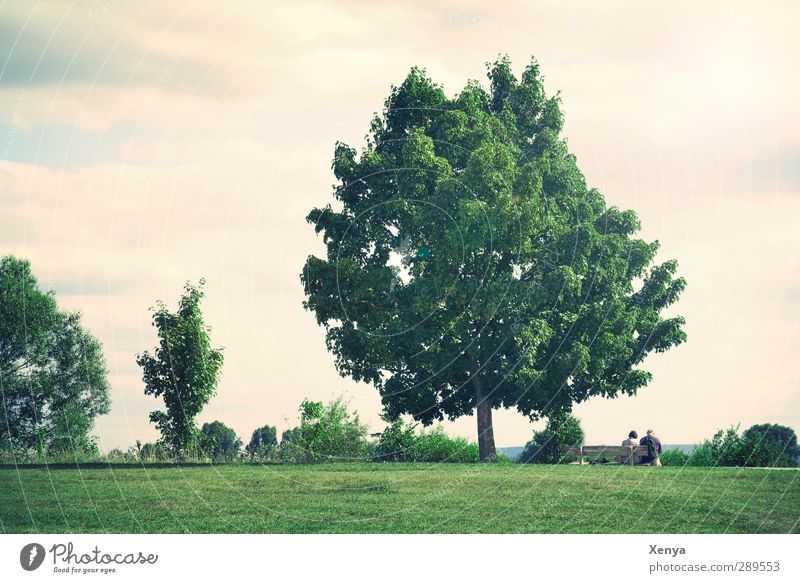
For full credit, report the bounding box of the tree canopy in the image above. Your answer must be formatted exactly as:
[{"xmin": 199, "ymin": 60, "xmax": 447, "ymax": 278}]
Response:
[
  {"xmin": 200, "ymin": 420, "xmax": 243, "ymax": 462},
  {"xmin": 518, "ymin": 412, "xmax": 584, "ymax": 464},
  {"xmin": 301, "ymin": 57, "xmax": 687, "ymax": 461},
  {"xmin": 246, "ymin": 424, "xmax": 278, "ymax": 456},
  {"xmin": 743, "ymin": 423, "xmax": 798, "ymax": 467},
  {"xmin": 0, "ymin": 256, "xmax": 110, "ymax": 455}
]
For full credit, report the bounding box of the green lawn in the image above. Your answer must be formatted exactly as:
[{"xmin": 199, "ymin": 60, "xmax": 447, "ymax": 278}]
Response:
[{"xmin": 1, "ymin": 463, "xmax": 797, "ymax": 533}]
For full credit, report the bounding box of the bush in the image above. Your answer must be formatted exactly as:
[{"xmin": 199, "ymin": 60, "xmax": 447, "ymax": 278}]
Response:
[
  {"xmin": 660, "ymin": 449, "xmax": 689, "ymax": 466},
  {"xmin": 412, "ymin": 427, "xmax": 479, "ymax": 463},
  {"xmin": 199, "ymin": 421, "xmax": 243, "ymax": 462},
  {"xmin": 518, "ymin": 441, "xmax": 543, "ymax": 464},
  {"xmin": 687, "ymin": 425, "xmax": 798, "ymax": 467},
  {"xmin": 743, "ymin": 423, "xmax": 798, "ymax": 467},
  {"xmin": 373, "ymin": 417, "xmax": 417, "ymax": 462},
  {"xmin": 106, "ymin": 448, "xmax": 131, "ymax": 462},
  {"xmin": 135, "ymin": 441, "xmax": 171, "ymax": 462},
  {"xmin": 495, "ymin": 452, "xmax": 516, "ymax": 464},
  {"xmin": 372, "ymin": 418, "xmax": 480, "ymax": 463},
  {"xmin": 518, "ymin": 413, "xmax": 584, "ymax": 464},
  {"xmin": 297, "ymin": 397, "xmax": 373, "ymax": 463},
  {"xmin": 685, "ymin": 442, "xmax": 714, "ymax": 466}
]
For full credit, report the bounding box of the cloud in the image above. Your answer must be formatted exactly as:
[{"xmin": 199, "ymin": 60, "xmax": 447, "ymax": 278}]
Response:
[
  {"xmin": 47, "ymin": 274, "xmax": 130, "ymax": 296},
  {"xmin": 0, "ymin": 2, "xmax": 227, "ymax": 91},
  {"xmin": 0, "ymin": 121, "xmax": 139, "ymax": 169},
  {"xmin": 750, "ymin": 150, "xmax": 800, "ymax": 195}
]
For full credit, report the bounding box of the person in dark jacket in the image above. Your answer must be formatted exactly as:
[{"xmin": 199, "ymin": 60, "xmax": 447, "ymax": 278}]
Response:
[{"xmin": 640, "ymin": 429, "xmax": 662, "ymax": 465}]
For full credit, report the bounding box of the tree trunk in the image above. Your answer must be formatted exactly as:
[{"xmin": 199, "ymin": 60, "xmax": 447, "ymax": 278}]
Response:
[{"xmin": 472, "ymin": 375, "xmax": 497, "ymax": 463}]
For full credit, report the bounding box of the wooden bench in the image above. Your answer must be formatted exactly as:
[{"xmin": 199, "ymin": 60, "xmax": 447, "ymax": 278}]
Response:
[{"xmin": 566, "ymin": 445, "xmax": 651, "ymax": 465}]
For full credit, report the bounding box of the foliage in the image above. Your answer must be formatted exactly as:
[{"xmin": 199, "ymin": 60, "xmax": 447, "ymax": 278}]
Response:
[
  {"xmin": 106, "ymin": 448, "xmax": 129, "ymax": 462},
  {"xmin": 685, "ymin": 442, "xmax": 716, "ymax": 467},
  {"xmin": 659, "ymin": 448, "xmax": 689, "ymax": 466},
  {"xmin": 301, "ymin": 56, "xmax": 687, "ymax": 462},
  {"xmin": 49, "ymin": 403, "xmax": 100, "ymax": 456},
  {"xmin": 689, "ymin": 427, "xmax": 746, "ymax": 466},
  {"xmin": 136, "ymin": 441, "xmax": 171, "ymax": 462},
  {"xmin": 495, "ymin": 452, "xmax": 515, "ymax": 464},
  {"xmin": 136, "ymin": 280, "xmax": 224, "ymax": 459},
  {"xmin": 373, "ymin": 417, "xmax": 479, "ymax": 462},
  {"xmin": 0, "ymin": 256, "xmax": 110, "ymax": 456},
  {"xmin": 518, "ymin": 413, "xmax": 584, "ymax": 464},
  {"xmin": 281, "ymin": 427, "xmax": 300, "ymax": 444},
  {"xmin": 743, "ymin": 423, "xmax": 798, "ymax": 467},
  {"xmin": 687, "ymin": 425, "xmax": 797, "ymax": 467},
  {"xmin": 373, "ymin": 416, "xmax": 418, "ymax": 461},
  {"xmin": 517, "ymin": 441, "xmax": 543, "ymax": 465},
  {"xmin": 411, "ymin": 426, "xmax": 479, "ymax": 463},
  {"xmin": 296, "ymin": 397, "xmax": 372, "ymax": 463},
  {"xmin": 0, "ymin": 256, "xmax": 56, "ymax": 374},
  {"xmin": 199, "ymin": 421, "xmax": 243, "ymax": 462},
  {"xmin": 246, "ymin": 424, "xmax": 278, "ymax": 458}
]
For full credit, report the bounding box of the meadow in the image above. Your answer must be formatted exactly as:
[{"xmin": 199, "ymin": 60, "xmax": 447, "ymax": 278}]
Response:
[{"xmin": 1, "ymin": 463, "xmax": 797, "ymax": 534}]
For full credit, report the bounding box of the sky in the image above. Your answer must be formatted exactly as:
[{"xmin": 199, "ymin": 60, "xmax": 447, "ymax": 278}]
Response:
[{"xmin": 1, "ymin": 0, "xmax": 798, "ymax": 450}]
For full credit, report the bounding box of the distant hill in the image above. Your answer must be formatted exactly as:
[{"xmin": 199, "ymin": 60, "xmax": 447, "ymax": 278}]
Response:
[{"xmin": 497, "ymin": 446, "xmax": 525, "ymax": 460}]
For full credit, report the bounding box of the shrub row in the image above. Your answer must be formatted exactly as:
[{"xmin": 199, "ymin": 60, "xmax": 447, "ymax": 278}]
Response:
[{"xmin": 660, "ymin": 424, "xmax": 798, "ymax": 468}]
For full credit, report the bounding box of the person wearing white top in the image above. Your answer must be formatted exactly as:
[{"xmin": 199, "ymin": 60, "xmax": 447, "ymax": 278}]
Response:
[{"xmin": 620, "ymin": 430, "xmax": 639, "ymax": 464}]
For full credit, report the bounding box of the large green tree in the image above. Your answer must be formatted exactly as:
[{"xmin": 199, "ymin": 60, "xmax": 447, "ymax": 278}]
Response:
[
  {"xmin": 137, "ymin": 280, "xmax": 224, "ymax": 458},
  {"xmin": 0, "ymin": 256, "xmax": 110, "ymax": 454},
  {"xmin": 301, "ymin": 57, "xmax": 687, "ymax": 462}
]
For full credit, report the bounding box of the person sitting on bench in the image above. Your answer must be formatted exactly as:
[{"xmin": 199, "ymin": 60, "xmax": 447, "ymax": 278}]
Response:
[
  {"xmin": 618, "ymin": 430, "xmax": 639, "ymax": 464},
  {"xmin": 639, "ymin": 429, "xmax": 662, "ymax": 465}
]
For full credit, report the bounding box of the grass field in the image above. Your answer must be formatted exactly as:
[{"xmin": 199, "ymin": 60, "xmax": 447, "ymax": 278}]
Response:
[{"xmin": 1, "ymin": 463, "xmax": 798, "ymax": 534}]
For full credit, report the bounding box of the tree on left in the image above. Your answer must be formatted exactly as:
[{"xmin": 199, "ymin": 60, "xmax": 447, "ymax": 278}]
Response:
[
  {"xmin": 0, "ymin": 255, "xmax": 110, "ymax": 456},
  {"xmin": 136, "ymin": 279, "xmax": 224, "ymax": 459}
]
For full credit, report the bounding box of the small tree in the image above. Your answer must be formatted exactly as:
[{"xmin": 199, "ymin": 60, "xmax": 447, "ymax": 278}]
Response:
[
  {"xmin": 136, "ymin": 280, "xmax": 224, "ymax": 459},
  {"xmin": 518, "ymin": 413, "xmax": 584, "ymax": 464},
  {"xmin": 199, "ymin": 420, "xmax": 242, "ymax": 462},
  {"xmin": 246, "ymin": 424, "xmax": 278, "ymax": 457}
]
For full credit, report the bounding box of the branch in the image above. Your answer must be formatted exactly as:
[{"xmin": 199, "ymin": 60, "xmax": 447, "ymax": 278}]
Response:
[{"xmin": 0, "ymin": 357, "xmax": 35, "ymax": 376}]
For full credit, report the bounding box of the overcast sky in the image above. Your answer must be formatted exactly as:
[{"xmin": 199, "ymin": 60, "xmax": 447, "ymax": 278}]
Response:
[{"xmin": 1, "ymin": 0, "xmax": 798, "ymax": 450}]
